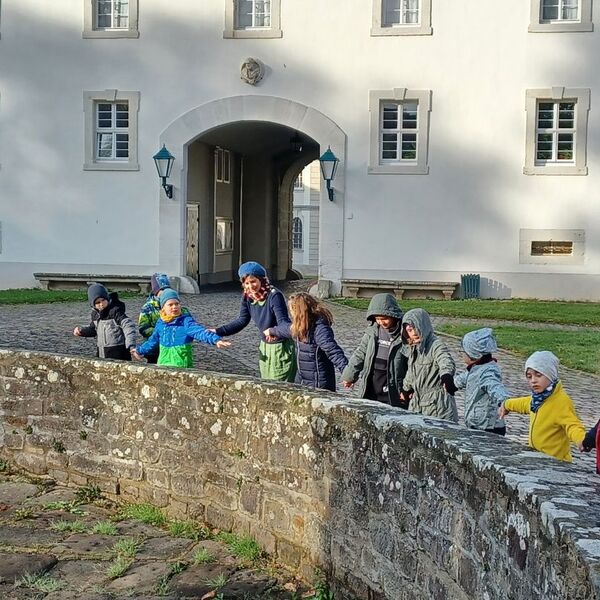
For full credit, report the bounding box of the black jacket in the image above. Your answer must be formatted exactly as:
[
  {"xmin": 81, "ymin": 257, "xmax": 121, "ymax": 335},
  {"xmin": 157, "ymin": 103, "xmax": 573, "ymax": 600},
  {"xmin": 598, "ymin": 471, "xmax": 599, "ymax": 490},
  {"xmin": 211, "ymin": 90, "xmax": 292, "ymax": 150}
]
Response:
[{"xmin": 295, "ymin": 317, "xmax": 348, "ymax": 392}]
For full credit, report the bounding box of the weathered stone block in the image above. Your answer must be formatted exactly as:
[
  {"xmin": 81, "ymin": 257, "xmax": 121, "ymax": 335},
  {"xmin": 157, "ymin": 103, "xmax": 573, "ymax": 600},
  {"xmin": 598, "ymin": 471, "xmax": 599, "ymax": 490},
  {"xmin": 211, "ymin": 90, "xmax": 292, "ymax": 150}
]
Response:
[
  {"xmin": 205, "ymin": 505, "xmax": 233, "ymax": 531},
  {"xmin": 14, "ymin": 452, "xmax": 47, "ymax": 475},
  {"xmin": 263, "ymin": 497, "xmax": 290, "ymax": 533},
  {"xmin": 145, "ymin": 467, "xmax": 169, "ymax": 489},
  {"xmin": 171, "ymin": 472, "xmax": 204, "ymax": 498},
  {"xmin": 276, "ymin": 538, "xmax": 303, "ymax": 568},
  {"xmin": 240, "ymin": 482, "xmax": 262, "ymax": 516}
]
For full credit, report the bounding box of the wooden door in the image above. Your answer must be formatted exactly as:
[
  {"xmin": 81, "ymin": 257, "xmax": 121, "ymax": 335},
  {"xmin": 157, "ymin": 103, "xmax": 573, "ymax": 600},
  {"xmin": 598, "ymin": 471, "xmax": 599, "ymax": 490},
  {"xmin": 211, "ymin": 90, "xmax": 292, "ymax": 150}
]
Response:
[{"xmin": 186, "ymin": 205, "xmax": 199, "ymax": 281}]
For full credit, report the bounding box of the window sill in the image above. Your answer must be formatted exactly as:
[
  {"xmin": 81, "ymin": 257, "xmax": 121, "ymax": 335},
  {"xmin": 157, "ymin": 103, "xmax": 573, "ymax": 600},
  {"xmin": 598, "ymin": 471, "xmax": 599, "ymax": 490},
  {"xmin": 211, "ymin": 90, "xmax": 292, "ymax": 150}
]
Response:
[
  {"xmin": 83, "ymin": 29, "xmax": 140, "ymax": 39},
  {"xmin": 370, "ymin": 25, "xmax": 433, "ymax": 36},
  {"xmin": 528, "ymin": 22, "xmax": 593, "ymax": 33},
  {"xmin": 523, "ymin": 165, "xmax": 588, "ymax": 175},
  {"xmin": 223, "ymin": 28, "xmax": 282, "ymax": 39},
  {"xmin": 84, "ymin": 162, "xmax": 140, "ymax": 171},
  {"xmin": 368, "ymin": 164, "xmax": 429, "ymax": 175}
]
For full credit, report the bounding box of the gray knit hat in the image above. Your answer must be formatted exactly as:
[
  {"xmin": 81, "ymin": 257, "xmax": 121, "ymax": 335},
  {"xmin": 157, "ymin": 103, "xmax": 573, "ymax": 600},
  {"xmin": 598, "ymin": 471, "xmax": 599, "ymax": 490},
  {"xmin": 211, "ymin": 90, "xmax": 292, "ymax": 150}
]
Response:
[
  {"xmin": 524, "ymin": 351, "xmax": 559, "ymax": 383},
  {"xmin": 87, "ymin": 283, "xmax": 109, "ymax": 307}
]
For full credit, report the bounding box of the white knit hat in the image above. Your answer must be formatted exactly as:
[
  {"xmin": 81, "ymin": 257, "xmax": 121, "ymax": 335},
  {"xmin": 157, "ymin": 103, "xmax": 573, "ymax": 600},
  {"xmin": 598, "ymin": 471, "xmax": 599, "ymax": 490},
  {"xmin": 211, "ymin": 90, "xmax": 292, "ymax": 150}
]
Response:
[{"xmin": 524, "ymin": 351, "xmax": 559, "ymax": 382}]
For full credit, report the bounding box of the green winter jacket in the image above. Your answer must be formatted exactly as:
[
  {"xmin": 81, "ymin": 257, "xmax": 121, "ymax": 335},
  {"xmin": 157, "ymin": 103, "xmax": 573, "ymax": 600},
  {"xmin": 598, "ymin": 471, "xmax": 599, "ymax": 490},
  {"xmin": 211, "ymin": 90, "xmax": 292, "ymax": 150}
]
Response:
[
  {"xmin": 402, "ymin": 308, "xmax": 458, "ymax": 422},
  {"xmin": 341, "ymin": 293, "xmax": 406, "ymax": 405}
]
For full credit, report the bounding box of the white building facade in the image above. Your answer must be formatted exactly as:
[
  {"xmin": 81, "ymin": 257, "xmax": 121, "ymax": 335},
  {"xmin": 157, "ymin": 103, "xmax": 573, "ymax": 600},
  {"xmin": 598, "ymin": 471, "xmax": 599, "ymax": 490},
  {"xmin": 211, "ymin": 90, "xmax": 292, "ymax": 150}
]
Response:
[
  {"xmin": 0, "ymin": 0, "xmax": 599, "ymax": 299},
  {"xmin": 292, "ymin": 161, "xmax": 320, "ymax": 277}
]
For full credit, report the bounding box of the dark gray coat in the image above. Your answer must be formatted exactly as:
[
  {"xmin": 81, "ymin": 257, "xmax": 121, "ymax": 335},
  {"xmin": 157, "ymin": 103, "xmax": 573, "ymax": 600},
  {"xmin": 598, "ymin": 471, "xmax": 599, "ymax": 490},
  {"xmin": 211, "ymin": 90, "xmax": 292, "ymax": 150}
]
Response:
[{"xmin": 341, "ymin": 294, "xmax": 406, "ymax": 405}]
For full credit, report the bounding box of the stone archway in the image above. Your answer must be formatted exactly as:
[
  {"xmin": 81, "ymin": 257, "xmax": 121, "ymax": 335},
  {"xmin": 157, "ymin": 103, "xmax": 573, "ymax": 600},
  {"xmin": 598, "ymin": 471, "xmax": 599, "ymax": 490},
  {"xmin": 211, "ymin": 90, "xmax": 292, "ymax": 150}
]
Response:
[{"xmin": 157, "ymin": 95, "xmax": 346, "ymax": 292}]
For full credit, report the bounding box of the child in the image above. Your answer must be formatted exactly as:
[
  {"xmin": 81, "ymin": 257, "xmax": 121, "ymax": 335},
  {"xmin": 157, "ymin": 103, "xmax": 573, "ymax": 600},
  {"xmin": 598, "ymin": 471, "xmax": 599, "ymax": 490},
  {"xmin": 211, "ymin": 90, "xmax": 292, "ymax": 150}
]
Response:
[
  {"xmin": 288, "ymin": 292, "xmax": 348, "ymax": 392},
  {"xmin": 454, "ymin": 328, "xmax": 509, "ymax": 435},
  {"xmin": 341, "ymin": 293, "xmax": 407, "ymax": 407},
  {"xmin": 132, "ymin": 289, "xmax": 230, "ymax": 368},
  {"xmin": 212, "ymin": 262, "xmax": 296, "ymax": 382},
  {"xmin": 499, "ymin": 350, "xmax": 585, "ymax": 462},
  {"xmin": 401, "ymin": 308, "xmax": 458, "ymax": 422},
  {"xmin": 73, "ymin": 282, "xmax": 137, "ymax": 361},
  {"xmin": 138, "ymin": 273, "xmax": 189, "ymax": 364}
]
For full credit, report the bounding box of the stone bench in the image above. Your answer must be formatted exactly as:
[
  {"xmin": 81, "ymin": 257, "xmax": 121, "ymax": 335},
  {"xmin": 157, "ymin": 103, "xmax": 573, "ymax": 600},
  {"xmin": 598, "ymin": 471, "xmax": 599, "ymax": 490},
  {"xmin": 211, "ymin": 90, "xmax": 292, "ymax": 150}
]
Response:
[
  {"xmin": 34, "ymin": 272, "xmax": 151, "ymax": 293},
  {"xmin": 341, "ymin": 278, "xmax": 459, "ymax": 300}
]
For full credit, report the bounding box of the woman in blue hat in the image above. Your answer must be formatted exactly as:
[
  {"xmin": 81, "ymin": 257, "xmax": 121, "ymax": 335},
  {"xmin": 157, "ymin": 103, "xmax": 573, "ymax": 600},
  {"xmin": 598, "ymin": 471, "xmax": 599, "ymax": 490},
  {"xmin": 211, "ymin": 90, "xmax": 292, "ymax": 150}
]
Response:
[{"xmin": 212, "ymin": 262, "xmax": 296, "ymax": 381}]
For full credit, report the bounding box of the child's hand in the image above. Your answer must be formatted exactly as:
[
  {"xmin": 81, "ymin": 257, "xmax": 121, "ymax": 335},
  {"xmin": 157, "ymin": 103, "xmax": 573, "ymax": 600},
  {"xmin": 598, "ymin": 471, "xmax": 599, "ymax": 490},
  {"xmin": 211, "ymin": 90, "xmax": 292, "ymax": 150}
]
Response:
[
  {"xmin": 130, "ymin": 349, "xmax": 144, "ymax": 361},
  {"xmin": 401, "ymin": 389, "xmax": 414, "ymax": 401},
  {"xmin": 263, "ymin": 329, "xmax": 278, "ymax": 342},
  {"xmin": 577, "ymin": 441, "xmax": 586, "ymax": 452},
  {"xmin": 216, "ymin": 340, "xmax": 231, "ymax": 349},
  {"xmin": 207, "ymin": 327, "xmax": 217, "ymax": 333},
  {"xmin": 342, "ymin": 380, "xmax": 354, "ymax": 389},
  {"xmin": 440, "ymin": 374, "xmax": 457, "ymax": 396},
  {"xmin": 498, "ymin": 403, "xmax": 509, "ymax": 419},
  {"xmin": 73, "ymin": 327, "xmax": 82, "ymax": 336}
]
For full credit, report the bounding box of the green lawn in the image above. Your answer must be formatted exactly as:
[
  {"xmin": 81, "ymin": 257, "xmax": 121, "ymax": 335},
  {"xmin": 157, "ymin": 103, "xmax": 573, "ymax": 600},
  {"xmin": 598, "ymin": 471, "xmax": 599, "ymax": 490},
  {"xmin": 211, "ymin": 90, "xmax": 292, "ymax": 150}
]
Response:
[
  {"xmin": 0, "ymin": 289, "xmax": 141, "ymax": 305},
  {"xmin": 333, "ymin": 298, "xmax": 600, "ymax": 327},
  {"xmin": 437, "ymin": 323, "xmax": 600, "ymax": 375}
]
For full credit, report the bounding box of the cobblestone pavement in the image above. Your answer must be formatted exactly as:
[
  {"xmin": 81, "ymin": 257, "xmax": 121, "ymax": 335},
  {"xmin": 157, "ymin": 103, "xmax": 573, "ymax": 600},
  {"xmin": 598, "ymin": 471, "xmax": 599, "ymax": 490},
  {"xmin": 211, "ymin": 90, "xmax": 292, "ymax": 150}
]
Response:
[
  {"xmin": 0, "ymin": 471, "xmax": 304, "ymax": 599},
  {"xmin": 0, "ymin": 282, "xmax": 597, "ymax": 468}
]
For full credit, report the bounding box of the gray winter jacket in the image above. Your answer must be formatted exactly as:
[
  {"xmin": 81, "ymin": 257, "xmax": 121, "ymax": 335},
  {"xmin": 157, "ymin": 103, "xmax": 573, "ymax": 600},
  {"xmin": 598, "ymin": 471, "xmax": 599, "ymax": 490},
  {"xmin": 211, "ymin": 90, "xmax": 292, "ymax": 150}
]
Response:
[
  {"xmin": 454, "ymin": 362, "xmax": 508, "ymax": 430},
  {"xmin": 453, "ymin": 327, "xmax": 508, "ymax": 430},
  {"xmin": 402, "ymin": 308, "xmax": 458, "ymax": 422},
  {"xmin": 341, "ymin": 293, "xmax": 406, "ymax": 405}
]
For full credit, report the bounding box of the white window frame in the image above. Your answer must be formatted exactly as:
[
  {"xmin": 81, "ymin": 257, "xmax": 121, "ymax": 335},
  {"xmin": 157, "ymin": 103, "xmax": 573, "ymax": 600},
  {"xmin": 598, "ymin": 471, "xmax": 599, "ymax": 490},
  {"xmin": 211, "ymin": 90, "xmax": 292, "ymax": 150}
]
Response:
[
  {"xmin": 215, "ymin": 148, "xmax": 231, "ymax": 184},
  {"xmin": 294, "ymin": 172, "xmax": 303, "ymax": 190},
  {"xmin": 524, "ymin": 87, "xmax": 590, "ymax": 176},
  {"xmin": 292, "ymin": 216, "xmax": 303, "ymax": 250},
  {"xmin": 368, "ymin": 88, "xmax": 431, "ymax": 175},
  {"xmin": 215, "ymin": 218, "xmax": 234, "ymax": 254},
  {"xmin": 371, "ymin": 0, "xmax": 432, "ymax": 36},
  {"xmin": 83, "ymin": 90, "xmax": 139, "ymax": 171},
  {"xmin": 519, "ymin": 229, "xmax": 585, "ymax": 265},
  {"xmin": 224, "ymin": 0, "xmax": 282, "ymax": 39},
  {"xmin": 83, "ymin": 0, "xmax": 139, "ymax": 38},
  {"xmin": 529, "ymin": 0, "xmax": 592, "ymax": 32}
]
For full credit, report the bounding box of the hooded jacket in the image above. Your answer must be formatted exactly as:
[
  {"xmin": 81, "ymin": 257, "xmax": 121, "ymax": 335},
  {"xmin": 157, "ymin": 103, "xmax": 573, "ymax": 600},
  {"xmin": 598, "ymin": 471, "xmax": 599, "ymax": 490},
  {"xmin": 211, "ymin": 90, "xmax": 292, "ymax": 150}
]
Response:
[
  {"xmin": 454, "ymin": 328, "xmax": 508, "ymax": 430},
  {"xmin": 504, "ymin": 381, "xmax": 585, "ymax": 462},
  {"xmin": 78, "ymin": 292, "xmax": 137, "ymax": 360},
  {"xmin": 294, "ymin": 316, "xmax": 348, "ymax": 392},
  {"xmin": 136, "ymin": 313, "xmax": 222, "ymax": 368},
  {"xmin": 341, "ymin": 294, "xmax": 406, "ymax": 405},
  {"xmin": 402, "ymin": 308, "xmax": 458, "ymax": 422}
]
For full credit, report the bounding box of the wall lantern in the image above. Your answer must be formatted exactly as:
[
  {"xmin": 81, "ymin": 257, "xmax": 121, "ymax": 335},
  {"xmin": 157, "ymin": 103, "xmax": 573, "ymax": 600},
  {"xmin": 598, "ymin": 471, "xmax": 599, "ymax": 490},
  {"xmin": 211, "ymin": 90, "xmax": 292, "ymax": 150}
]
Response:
[
  {"xmin": 153, "ymin": 144, "xmax": 175, "ymax": 199},
  {"xmin": 319, "ymin": 146, "xmax": 339, "ymax": 201},
  {"xmin": 290, "ymin": 131, "xmax": 303, "ymax": 153}
]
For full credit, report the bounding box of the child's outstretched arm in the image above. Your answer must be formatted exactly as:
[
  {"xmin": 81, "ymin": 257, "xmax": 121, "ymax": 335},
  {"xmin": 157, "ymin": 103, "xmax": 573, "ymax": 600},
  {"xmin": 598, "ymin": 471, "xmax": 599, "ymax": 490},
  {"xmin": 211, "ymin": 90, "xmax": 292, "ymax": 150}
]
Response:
[
  {"xmin": 559, "ymin": 397, "xmax": 586, "ymax": 448},
  {"xmin": 582, "ymin": 419, "xmax": 600, "ymax": 451},
  {"xmin": 116, "ymin": 314, "xmax": 138, "ymax": 350},
  {"xmin": 136, "ymin": 327, "xmax": 161, "ymax": 359},
  {"xmin": 453, "ymin": 370, "xmax": 468, "ymax": 391},
  {"xmin": 264, "ymin": 293, "xmax": 292, "ymax": 340},
  {"xmin": 500, "ymin": 395, "xmax": 531, "ymax": 418},
  {"xmin": 432, "ymin": 341, "xmax": 457, "ymax": 394},
  {"xmin": 341, "ymin": 331, "xmax": 370, "ymax": 387},
  {"xmin": 75, "ymin": 320, "xmax": 96, "ymax": 338},
  {"xmin": 480, "ymin": 369, "xmax": 511, "ymax": 406},
  {"xmin": 184, "ymin": 316, "xmax": 231, "ymax": 348}
]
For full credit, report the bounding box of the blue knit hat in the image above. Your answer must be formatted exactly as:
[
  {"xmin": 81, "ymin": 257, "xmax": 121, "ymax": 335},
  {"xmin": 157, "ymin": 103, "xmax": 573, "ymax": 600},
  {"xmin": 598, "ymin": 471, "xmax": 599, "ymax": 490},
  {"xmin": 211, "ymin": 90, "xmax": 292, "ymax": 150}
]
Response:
[
  {"xmin": 87, "ymin": 283, "xmax": 109, "ymax": 307},
  {"xmin": 159, "ymin": 288, "xmax": 180, "ymax": 308},
  {"xmin": 151, "ymin": 273, "xmax": 170, "ymax": 295},
  {"xmin": 238, "ymin": 261, "xmax": 267, "ymax": 280}
]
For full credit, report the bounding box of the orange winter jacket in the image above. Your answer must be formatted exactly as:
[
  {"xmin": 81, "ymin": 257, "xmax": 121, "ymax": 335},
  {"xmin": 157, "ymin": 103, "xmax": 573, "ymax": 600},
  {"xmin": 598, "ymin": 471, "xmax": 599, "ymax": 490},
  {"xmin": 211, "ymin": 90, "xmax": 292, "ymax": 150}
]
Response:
[{"xmin": 505, "ymin": 381, "xmax": 585, "ymax": 462}]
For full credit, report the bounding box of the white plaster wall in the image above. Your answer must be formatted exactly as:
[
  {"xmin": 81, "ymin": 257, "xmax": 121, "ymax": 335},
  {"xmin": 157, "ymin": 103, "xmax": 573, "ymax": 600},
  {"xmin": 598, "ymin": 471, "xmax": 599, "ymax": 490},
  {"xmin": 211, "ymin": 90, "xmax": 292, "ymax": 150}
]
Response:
[{"xmin": 0, "ymin": 1, "xmax": 599, "ymax": 297}]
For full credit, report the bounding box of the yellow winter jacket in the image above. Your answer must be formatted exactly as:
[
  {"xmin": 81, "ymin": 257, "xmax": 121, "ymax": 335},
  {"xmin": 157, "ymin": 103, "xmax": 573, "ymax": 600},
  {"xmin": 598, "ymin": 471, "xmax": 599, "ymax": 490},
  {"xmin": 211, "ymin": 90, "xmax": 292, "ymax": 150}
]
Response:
[{"xmin": 504, "ymin": 381, "xmax": 585, "ymax": 462}]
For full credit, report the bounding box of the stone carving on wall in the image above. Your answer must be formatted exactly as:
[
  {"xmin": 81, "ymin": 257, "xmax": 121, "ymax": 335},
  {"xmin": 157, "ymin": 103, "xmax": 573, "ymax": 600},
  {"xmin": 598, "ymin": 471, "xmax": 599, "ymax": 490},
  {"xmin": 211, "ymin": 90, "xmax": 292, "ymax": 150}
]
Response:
[{"xmin": 240, "ymin": 58, "xmax": 264, "ymax": 85}]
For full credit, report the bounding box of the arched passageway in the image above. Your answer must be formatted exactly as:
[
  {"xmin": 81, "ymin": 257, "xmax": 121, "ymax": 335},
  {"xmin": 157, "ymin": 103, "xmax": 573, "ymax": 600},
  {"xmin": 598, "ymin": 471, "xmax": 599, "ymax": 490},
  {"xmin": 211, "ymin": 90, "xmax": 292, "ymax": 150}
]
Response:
[{"xmin": 158, "ymin": 96, "xmax": 346, "ymax": 290}]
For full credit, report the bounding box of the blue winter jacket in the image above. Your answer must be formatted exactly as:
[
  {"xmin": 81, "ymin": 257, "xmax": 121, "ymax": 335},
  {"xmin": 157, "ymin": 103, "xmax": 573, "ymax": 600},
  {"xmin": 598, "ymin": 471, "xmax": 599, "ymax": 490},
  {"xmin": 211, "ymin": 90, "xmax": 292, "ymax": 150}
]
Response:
[
  {"xmin": 136, "ymin": 314, "xmax": 221, "ymax": 368},
  {"xmin": 295, "ymin": 317, "xmax": 348, "ymax": 392}
]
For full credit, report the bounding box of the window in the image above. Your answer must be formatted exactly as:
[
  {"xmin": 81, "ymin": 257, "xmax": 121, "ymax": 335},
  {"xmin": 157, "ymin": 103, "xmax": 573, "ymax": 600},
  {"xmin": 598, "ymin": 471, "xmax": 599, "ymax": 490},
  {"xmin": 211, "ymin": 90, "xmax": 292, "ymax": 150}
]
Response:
[
  {"xmin": 215, "ymin": 148, "xmax": 231, "ymax": 184},
  {"xmin": 520, "ymin": 229, "xmax": 584, "ymax": 265},
  {"xmin": 371, "ymin": 0, "xmax": 432, "ymax": 36},
  {"xmin": 216, "ymin": 218, "xmax": 234, "ymax": 253},
  {"xmin": 84, "ymin": 90, "xmax": 139, "ymax": 171},
  {"xmin": 294, "ymin": 172, "xmax": 303, "ymax": 190},
  {"xmin": 524, "ymin": 88, "xmax": 590, "ymax": 175},
  {"xmin": 531, "ymin": 240, "xmax": 573, "ymax": 256},
  {"xmin": 369, "ymin": 88, "xmax": 431, "ymax": 174},
  {"xmin": 224, "ymin": 0, "xmax": 282, "ymax": 38},
  {"xmin": 292, "ymin": 217, "xmax": 303, "ymax": 250},
  {"xmin": 83, "ymin": 0, "xmax": 139, "ymax": 38},
  {"xmin": 529, "ymin": 0, "xmax": 592, "ymax": 32}
]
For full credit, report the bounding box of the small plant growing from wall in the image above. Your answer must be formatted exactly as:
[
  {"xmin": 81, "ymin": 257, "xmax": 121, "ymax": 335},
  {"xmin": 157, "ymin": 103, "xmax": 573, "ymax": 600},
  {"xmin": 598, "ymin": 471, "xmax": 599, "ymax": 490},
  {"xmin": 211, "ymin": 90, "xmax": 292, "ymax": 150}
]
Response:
[{"xmin": 51, "ymin": 439, "xmax": 66, "ymax": 453}]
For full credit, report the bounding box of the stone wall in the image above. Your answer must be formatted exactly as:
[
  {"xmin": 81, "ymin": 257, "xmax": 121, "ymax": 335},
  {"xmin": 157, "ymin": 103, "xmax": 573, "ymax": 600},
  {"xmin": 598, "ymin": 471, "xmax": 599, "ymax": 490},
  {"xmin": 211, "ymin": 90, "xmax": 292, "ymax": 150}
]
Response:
[{"xmin": 1, "ymin": 349, "xmax": 599, "ymax": 599}]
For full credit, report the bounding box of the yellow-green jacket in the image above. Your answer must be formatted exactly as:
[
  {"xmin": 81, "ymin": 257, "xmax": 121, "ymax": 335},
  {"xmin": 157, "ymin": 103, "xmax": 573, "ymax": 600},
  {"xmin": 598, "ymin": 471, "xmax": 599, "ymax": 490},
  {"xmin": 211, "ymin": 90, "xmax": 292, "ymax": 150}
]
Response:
[{"xmin": 504, "ymin": 381, "xmax": 585, "ymax": 462}]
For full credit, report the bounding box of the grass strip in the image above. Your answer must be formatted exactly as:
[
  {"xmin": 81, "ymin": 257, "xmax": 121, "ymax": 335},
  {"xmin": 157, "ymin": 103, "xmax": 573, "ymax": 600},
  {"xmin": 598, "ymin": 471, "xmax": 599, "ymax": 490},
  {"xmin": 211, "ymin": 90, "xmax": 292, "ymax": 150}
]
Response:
[
  {"xmin": 437, "ymin": 323, "xmax": 600, "ymax": 375},
  {"xmin": 333, "ymin": 298, "xmax": 600, "ymax": 327}
]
